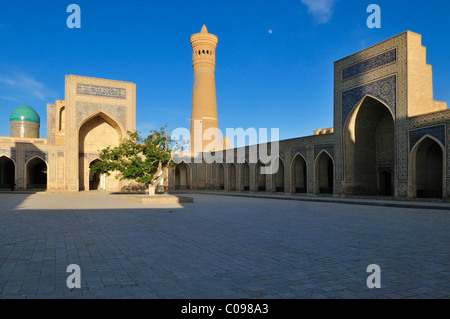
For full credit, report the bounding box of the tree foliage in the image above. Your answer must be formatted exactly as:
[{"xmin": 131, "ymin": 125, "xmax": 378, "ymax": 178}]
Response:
[{"xmin": 90, "ymin": 126, "xmax": 173, "ymax": 187}]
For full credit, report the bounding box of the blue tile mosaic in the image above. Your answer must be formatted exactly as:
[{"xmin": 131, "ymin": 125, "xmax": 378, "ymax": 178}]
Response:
[
  {"xmin": 314, "ymin": 144, "xmax": 334, "ymax": 159},
  {"xmin": 409, "ymin": 125, "xmax": 445, "ymax": 151},
  {"xmin": 25, "ymin": 151, "xmax": 48, "ymax": 163},
  {"xmin": 342, "ymin": 75, "xmax": 396, "ymax": 127},
  {"xmin": 342, "ymin": 49, "xmax": 396, "ymax": 80},
  {"xmin": 290, "ymin": 146, "xmax": 307, "ymax": 161},
  {"xmin": 0, "ymin": 149, "xmax": 16, "ymax": 162}
]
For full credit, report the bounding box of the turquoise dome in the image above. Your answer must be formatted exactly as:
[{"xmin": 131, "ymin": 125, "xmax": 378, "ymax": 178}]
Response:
[{"xmin": 9, "ymin": 103, "xmax": 40, "ymax": 124}]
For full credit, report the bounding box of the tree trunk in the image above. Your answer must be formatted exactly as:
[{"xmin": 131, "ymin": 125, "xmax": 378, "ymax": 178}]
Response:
[
  {"xmin": 148, "ymin": 167, "xmax": 163, "ymax": 196},
  {"xmin": 148, "ymin": 184, "xmax": 156, "ymax": 195}
]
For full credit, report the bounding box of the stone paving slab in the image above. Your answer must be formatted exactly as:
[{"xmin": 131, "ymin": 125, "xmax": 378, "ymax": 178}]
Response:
[
  {"xmin": 0, "ymin": 192, "xmax": 449, "ymax": 299},
  {"xmin": 182, "ymin": 191, "xmax": 450, "ymax": 211},
  {"xmin": 123, "ymin": 194, "xmax": 194, "ymax": 204}
]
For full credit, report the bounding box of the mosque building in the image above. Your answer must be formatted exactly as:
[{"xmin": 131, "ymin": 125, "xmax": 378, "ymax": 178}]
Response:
[
  {"xmin": 0, "ymin": 26, "xmax": 448, "ymax": 200},
  {"xmin": 170, "ymin": 27, "xmax": 450, "ymax": 200},
  {"xmin": 0, "ymin": 76, "xmax": 136, "ymax": 192}
]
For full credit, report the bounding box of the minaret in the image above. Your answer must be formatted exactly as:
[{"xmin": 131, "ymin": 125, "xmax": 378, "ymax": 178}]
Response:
[{"xmin": 190, "ymin": 25, "xmax": 219, "ymax": 153}]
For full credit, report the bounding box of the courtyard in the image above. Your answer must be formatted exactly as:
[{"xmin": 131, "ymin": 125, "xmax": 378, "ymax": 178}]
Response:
[{"xmin": 0, "ymin": 192, "xmax": 448, "ymax": 299}]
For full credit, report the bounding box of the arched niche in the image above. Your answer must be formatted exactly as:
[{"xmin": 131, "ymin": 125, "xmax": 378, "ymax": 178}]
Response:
[{"xmin": 344, "ymin": 95, "xmax": 394, "ymax": 195}]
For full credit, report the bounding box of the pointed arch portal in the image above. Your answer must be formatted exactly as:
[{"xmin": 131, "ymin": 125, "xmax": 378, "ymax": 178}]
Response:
[
  {"xmin": 78, "ymin": 112, "xmax": 123, "ymax": 191},
  {"xmin": 315, "ymin": 151, "xmax": 333, "ymax": 194},
  {"xmin": 413, "ymin": 137, "xmax": 443, "ymax": 198},
  {"xmin": 241, "ymin": 162, "xmax": 250, "ymax": 191},
  {"xmin": 291, "ymin": 154, "xmax": 307, "ymax": 194},
  {"xmin": 26, "ymin": 157, "xmax": 47, "ymax": 190},
  {"xmin": 228, "ymin": 164, "xmax": 236, "ymax": 191},
  {"xmin": 175, "ymin": 162, "xmax": 191, "ymax": 190},
  {"xmin": 218, "ymin": 164, "xmax": 224, "ymax": 190},
  {"xmin": 273, "ymin": 157, "xmax": 285, "ymax": 192},
  {"xmin": 344, "ymin": 96, "xmax": 394, "ymax": 195},
  {"xmin": 0, "ymin": 156, "xmax": 15, "ymax": 190},
  {"xmin": 255, "ymin": 161, "xmax": 266, "ymax": 192}
]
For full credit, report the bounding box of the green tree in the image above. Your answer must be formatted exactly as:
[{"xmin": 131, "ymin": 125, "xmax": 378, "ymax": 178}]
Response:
[{"xmin": 90, "ymin": 125, "xmax": 173, "ymax": 195}]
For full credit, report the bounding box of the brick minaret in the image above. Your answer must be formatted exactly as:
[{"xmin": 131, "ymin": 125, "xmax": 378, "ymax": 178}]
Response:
[{"xmin": 190, "ymin": 25, "xmax": 219, "ymax": 153}]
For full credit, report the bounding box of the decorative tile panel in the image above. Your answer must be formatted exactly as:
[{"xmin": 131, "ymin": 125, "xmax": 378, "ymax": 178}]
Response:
[
  {"xmin": 290, "ymin": 147, "xmax": 307, "ymax": 162},
  {"xmin": 409, "ymin": 125, "xmax": 446, "ymax": 151},
  {"xmin": 77, "ymin": 84, "xmax": 126, "ymax": 99},
  {"xmin": 0, "ymin": 149, "xmax": 16, "ymax": 162},
  {"xmin": 76, "ymin": 102, "xmax": 126, "ymax": 130},
  {"xmin": 342, "ymin": 75, "xmax": 396, "ymax": 127},
  {"xmin": 378, "ymin": 167, "xmax": 392, "ymax": 174},
  {"xmin": 314, "ymin": 144, "xmax": 334, "ymax": 159},
  {"xmin": 25, "ymin": 151, "xmax": 48, "ymax": 163},
  {"xmin": 342, "ymin": 49, "xmax": 397, "ymax": 80}
]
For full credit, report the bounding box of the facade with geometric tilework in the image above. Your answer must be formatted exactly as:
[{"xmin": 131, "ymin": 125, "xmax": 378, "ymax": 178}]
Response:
[
  {"xmin": 170, "ymin": 30, "xmax": 450, "ymax": 200},
  {"xmin": 1, "ymin": 30, "xmax": 448, "ymax": 200},
  {"xmin": 0, "ymin": 75, "xmax": 136, "ymax": 192}
]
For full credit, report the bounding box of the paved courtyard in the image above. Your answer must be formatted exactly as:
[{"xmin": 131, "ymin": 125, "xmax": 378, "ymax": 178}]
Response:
[{"xmin": 0, "ymin": 192, "xmax": 448, "ymax": 299}]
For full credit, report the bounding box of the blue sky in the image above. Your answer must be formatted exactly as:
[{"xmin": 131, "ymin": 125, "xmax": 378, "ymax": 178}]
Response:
[{"xmin": 0, "ymin": 0, "xmax": 448, "ymax": 143}]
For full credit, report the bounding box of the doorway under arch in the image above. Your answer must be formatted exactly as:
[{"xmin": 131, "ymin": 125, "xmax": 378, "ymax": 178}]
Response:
[
  {"xmin": 218, "ymin": 163, "xmax": 224, "ymax": 190},
  {"xmin": 291, "ymin": 154, "xmax": 307, "ymax": 193},
  {"xmin": 78, "ymin": 112, "xmax": 123, "ymax": 191},
  {"xmin": 255, "ymin": 160, "xmax": 266, "ymax": 192},
  {"xmin": 241, "ymin": 162, "xmax": 250, "ymax": 191},
  {"xmin": 175, "ymin": 162, "xmax": 190, "ymax": 189},
  {"xmin": 26, "ymin": 157, "xmax": 47, "ymax": 190},
  {"xmin": 413, "ymin": 137, "xmax": 443, "ymax": 198},
  {"xmin": 0, "ymin": 156, "xmax": 15, "ymax": 190},
  {"xmin": 315, "ymin": 151, "xmax": 333, "ymax": 195},
  {"xmin": 344, "ymin": 96, "xmax": 394, "ymax": 195},
  {"xmin": 228, "ymin": 163, "xmax": 236, "ymax": 191},
  {"xmin": 272, "ymin": 157, "xmax": 285, "ymax": 192},
  {"xmin": 378, "ymin": 170, "xmax": 392, "ymax": 196},
  {"xmin": 89, "ymin": 159, "xmax": 103, "ymax": 190}
]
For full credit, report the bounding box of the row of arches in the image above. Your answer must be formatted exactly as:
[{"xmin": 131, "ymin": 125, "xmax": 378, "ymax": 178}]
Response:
[
  {"xmin": 174, "ymin": 151, "xmax": 335, "ymax": 195},
  {"xmin": 0, "ymin": 156, "xmax": 47, "ymax": 190},
  {"xmin": 174, "ymin": 132, "xmax": 445, "ymax": 198},
  {"xmin": 0, "ymin": 155, "xmax": 105, "ymax": 191}
]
